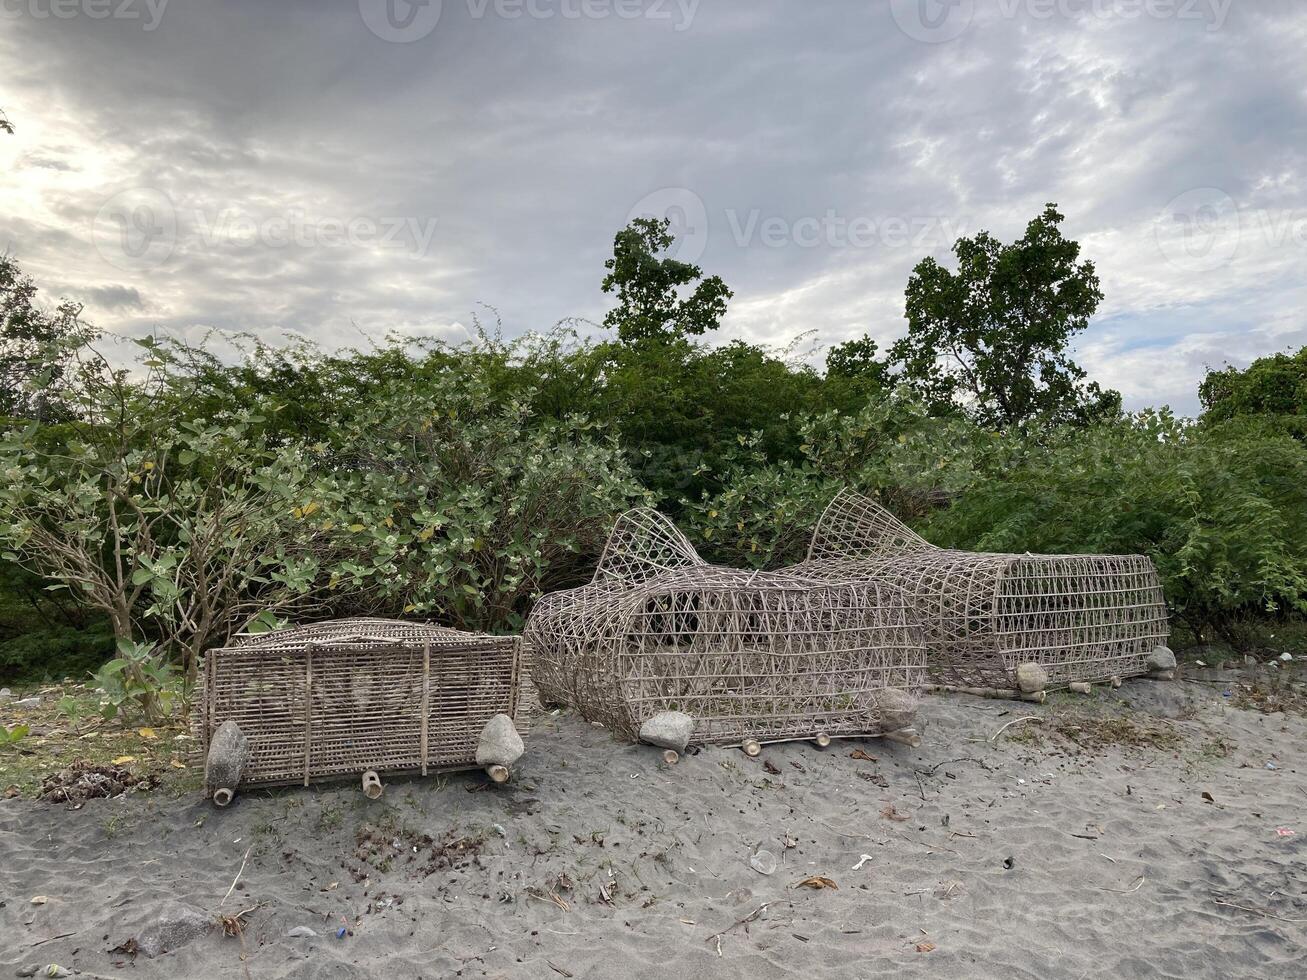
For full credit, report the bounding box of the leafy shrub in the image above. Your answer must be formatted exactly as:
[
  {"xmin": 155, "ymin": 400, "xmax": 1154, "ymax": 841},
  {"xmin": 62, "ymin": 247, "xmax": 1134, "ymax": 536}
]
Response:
[
  {"xmin": 92, "ymin": 638, "xmax": 180, "ymax": 724},
  {"xmin": 307, "ymin": 374, "xmax": 646, "ymax": 631},
  {"xmin": 920, "ymin": 413, "xmax": 1307, "ymax": 634},
  {"xmin": 683, "ymin": 389, "xmax": 984, "ymax": 566}
]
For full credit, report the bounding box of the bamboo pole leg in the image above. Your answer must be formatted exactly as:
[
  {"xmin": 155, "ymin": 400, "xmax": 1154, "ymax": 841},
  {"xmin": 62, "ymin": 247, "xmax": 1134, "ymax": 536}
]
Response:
[
  {"xmin": 484, "ymin": 765, "xmax": 510, "ymax": 783},
  {"xmin": 361, "ymin": 770, "xmax": 384, "ymax": 799},
  {"xmin": 882, "ymin": 729, "xmax": 922, "ymax": 748}
]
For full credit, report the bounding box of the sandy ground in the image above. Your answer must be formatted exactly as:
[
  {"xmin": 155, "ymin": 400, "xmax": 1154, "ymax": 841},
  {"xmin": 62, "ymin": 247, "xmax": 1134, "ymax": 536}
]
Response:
[{"xmin": 3, "ymin": 669, "xmax": 1306, "ymax": 979}]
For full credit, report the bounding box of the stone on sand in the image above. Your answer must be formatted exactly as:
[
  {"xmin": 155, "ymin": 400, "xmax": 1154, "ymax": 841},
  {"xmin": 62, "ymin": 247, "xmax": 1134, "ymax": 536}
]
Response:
[
  {"xmin": 1014, "ymin": 662, "xmax": 1049, "ymax": 694},
  {"xmin": 639, "ymin": 711, "xmax": 695, "ymax": 752},
  {"xmin": 1147, "ymin": 646, "xmax": 1177, "ymax": 674},
  {"xmin": 135, "ymin": 903, "xmax": 213, "ymax": 957},
  {"xmin": 874, "ymin": 689, "xmax": 916, "ymax": 732},
  {"xmin": 476, "ymin": 714, "xmax": 525, "ymax": 768},
  {"xmin": 205, "ymin": 720, "xmax": 251, "ymax": 794}
]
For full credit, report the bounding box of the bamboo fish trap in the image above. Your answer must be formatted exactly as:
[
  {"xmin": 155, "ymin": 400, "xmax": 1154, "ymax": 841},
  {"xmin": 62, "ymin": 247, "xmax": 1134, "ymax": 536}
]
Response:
[
  {"xmin": 524, "ymin": 508, "xmax": 926, "ymax": 756},
  {"xmin": 196, "ymin": 618, "xmax": 531, "ymax": 804},
  {"xmin": 789, "ymin": 490, "xmax": 1173, "ymax": 700}
]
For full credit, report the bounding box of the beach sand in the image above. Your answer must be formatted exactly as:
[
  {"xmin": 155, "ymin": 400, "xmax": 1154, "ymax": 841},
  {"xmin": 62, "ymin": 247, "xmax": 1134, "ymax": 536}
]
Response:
[{"xmin": 3, "ymin": 670, "xmax": 1305, "ymax": 978}]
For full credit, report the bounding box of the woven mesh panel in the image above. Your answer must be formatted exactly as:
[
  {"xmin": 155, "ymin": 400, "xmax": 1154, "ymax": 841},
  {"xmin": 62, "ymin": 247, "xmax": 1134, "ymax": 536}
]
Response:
[
  {"xmin": 525, "ymin": 509, "xmax": 926, "ymax": 744},
  {"xmin": 196, "ymin": 618, "xmax": 528, "ymax": 788},
  {"xmin": 791, "ymin": 490, "xmax": 1170, "ymax": 689}
]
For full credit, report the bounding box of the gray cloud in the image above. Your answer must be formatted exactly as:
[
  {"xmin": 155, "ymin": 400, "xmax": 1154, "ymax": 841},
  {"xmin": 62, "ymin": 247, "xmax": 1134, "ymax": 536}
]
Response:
[
  {"xmin": 83, "ymin": 283, "xmax": 145, "ymax": 310},
  {"xmin": 1, "ymin": 0, "xmax": 1305, "ymax": 413}
]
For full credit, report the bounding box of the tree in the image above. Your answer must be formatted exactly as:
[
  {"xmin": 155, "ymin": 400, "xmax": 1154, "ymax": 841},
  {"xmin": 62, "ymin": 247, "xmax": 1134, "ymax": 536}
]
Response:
[
  {"xmin": 0, "ymin": 338, "xmax": 331, "ymax": 690},
  {"xmin": 0, "ymin": 109, "xmax": 13, "ymax": 135},
  {"xmin": 891, "ymin": 204, "xmax": 1120, "ymax": 428},
  {"xmin": 601, "ymin": 217, "xmax": 732, "ymax": 344},
  {"xmin": 1, "ymin": 256, "xmax": 98, "ymax": 422},
  {"xmin": 1200, "ymin": 347, "xmax": 1307, "ymax": 434}
]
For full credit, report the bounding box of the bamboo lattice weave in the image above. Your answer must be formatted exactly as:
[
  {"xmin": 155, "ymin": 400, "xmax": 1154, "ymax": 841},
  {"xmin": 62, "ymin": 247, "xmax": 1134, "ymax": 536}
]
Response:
[
  {"xmin": 790, "ymin": 490, "xmax": 1170, "ymax": 689},
  {"xmin": 525, "ymin": 509, "xmax": 925, "ymax": 744},
  {"xmin": 196, "ymin": 618, "xmax": 529, "ymax": 789}
]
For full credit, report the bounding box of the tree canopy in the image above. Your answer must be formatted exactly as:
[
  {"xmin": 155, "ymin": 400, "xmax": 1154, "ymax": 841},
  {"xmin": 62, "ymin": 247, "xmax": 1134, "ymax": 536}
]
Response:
[
  {"xmin": 891, "ymin": 203, "xmax": 1120, "ymax": 428},
  {"xmin": 601, "ymin": 217, "xmax": 733, "ymax": 344}
]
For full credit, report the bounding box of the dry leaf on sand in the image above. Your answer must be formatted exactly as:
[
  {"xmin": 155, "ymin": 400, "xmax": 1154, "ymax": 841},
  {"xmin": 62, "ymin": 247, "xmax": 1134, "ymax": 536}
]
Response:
[{"xmin": 795, "ymin": 876, "xmax": 838, "ymax": 890}]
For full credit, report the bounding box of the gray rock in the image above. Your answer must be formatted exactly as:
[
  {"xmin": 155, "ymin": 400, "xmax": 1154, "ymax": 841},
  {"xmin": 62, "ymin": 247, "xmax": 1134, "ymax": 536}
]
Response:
[
  {"xmin": 638, "ymin": 711, "xmax": 695, "ymax": 752},
  {"xmin": 205, "ymin": 720, "xmax": 251, "ymax": 797},
  {"xmin": 13, "ymin": 696, "xmax": 40, "ymax": 708},
  {"xmin": 135, "ymin": 903, "xmax": 213, "ymax": 958},
  {"xmin": 0, "ymin": 687, "xmax": 11, "ymax": 701},
  {"xmin": 749, "ymin": 849, "xmax": 778, "ymax": 876},
  {"xmin": 1013, "ymin": 662, "xmax": 1049, "ymax": 694},
  {"xmin": 873, "ymin": 690, "xmax": 916, "ymax": 731},
  {"xmin": 15, "ymin": 967, "xmax": 70, "ymax": 979},
  {"xmin": 475, "ymin": 714, "xmax": 524, "ymax": 768},
  {"xmin": 1147, "ymin": 646, "xmax": 1177, "ymax": 673},
  {"xmin": 286, "ymin": 925, "xmax": 319, "ymax": 938}
]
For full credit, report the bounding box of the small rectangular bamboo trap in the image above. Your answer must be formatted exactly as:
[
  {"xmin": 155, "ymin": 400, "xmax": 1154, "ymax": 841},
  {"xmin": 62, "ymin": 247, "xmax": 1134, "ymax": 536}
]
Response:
[{"xmin": 195, "ymin": 618, "xmax": 531, "ymax": 805}]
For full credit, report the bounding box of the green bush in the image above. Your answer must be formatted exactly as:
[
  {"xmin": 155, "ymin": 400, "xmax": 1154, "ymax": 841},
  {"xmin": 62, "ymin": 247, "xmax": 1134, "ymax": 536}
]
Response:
[
  {"xmin": 306, "ymin": 372, "xmax": 646, "ymax": 631},
  {"xmin": 919, "ymin": 412, "xmax": 1307, "ymax": 636}
]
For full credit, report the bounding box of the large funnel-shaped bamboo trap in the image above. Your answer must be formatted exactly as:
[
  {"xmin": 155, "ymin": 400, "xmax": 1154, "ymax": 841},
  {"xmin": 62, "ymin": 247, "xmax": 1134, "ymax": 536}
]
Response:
[
  {"xmin": 524, "ymin": 508, "xmax": 927, "ymax": 756},
  {"xmin": 196, "ymin": 618, "xmax": 532, "ymax": 805},
  {"xmin": 789, "ymin": 490, "xmax": 1173, "ymax": 699}
]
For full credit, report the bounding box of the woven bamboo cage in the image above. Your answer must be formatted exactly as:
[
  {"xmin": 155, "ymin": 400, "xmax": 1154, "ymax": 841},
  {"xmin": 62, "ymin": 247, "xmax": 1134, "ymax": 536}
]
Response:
[
  {"xmin": 195, "ymin": 618, "xmax": 531, "ymax": 796},
  {"xmin": 524, "ymin": 508, "xmax": 926, "ymax": 747},
  {"xmin": 789, "ymin": 490, "xmax": 1171, "ymax": 693}
]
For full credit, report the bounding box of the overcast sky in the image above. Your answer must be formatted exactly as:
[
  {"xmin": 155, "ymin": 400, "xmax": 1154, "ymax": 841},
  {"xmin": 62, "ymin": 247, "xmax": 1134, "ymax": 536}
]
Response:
[{"xmin": 3, "ymin": 0, "xmax": 1305, "ymax": 414}]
